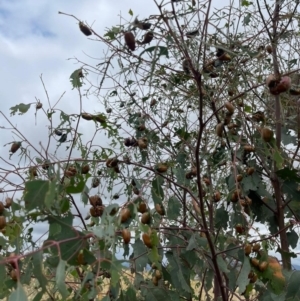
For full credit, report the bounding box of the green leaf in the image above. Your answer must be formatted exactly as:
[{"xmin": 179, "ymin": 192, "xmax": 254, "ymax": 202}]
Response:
[
  {"xmin": 216, "ymin": 256, "xmax": 229, "ymax": 274},
  {"xmin": 148, "ymin": 245, "xmax": 160, "ymax": 265},
  {"xmin": 287, "ymin": 230, "xmax": 298, "ymax": 249},
  {"xmin": 288, "ymin": 59, "xmax": 298, "ymax": 69},
  {"xmin": 60, "ymin": 197, "xmax": 70, "ymax": 214},
  {"xmin": 56, "ymin": 260, "xmax": 69, "ymax": 299},
  {"xmin": 211, "ymin": 146, "xmax": 227, "ymax": 166},
  {"xmin": 10, "ymin": 103, "xmax": 31, "ymax": 116},
  {"xmin": 132, "ymin": 239, "xmax": 148, "ymax": 272},
  {"xmin": 273, "ymin": 148, "xmax": 284, "ymax": 169},
  {"xmin": 236, "ymin": 255, "xmax": 251, "ymax": 294},
  {"xmin": 165, "ymin": 251, "xmax": 191, "ymax": 293},
  {"xmin": 110, "ymin": 257, "xmax": 123, "ymax": 287},
  {"xmin": 167, "ymin": 196, "xmax": 182, "ymax": 220},
  {"xmin": 144, "ymin": 288, "xmax": 172, "ymax": 301},
  {"xmin": 228, "ymin": 268, "xmax": 237, "ymax": 291},
  {"xmin": 44, "ymin": 179, "xmax": 56, "ymax": 209},
  {"xmin": 8, "ymin": 283, "xmax": 28, "ymax": 301},
  {"xmin": 215, "ymin": 206, "xmax": 229, "ymax": 229},
  {"xmin": 46, "ymin": 213, "xmax": 87, "ymax": 263},
  {"xmin": 32, "ymin": 291, "xmax": 46, "ymax": 301},
  {"xmin": 243, "ymin": 13, "xmax": 251, "ymax": 25},
  {"xmin": 124, "ymin": 286, "xmax": 137, "ymax": 301},
  {"xmin": 151, "ymin": 176, "xmax": 164, "ymax": 204},
  {"xmin": 277, "ymin": 168, "xmax": 300, "ymax": 182},
  {"xmin": 241, "ymin": 171, "xmax": 260, "ymax": 193},
  {"xmin": 139, "ymin": 46, "xmax": 169, "ymax": 59},
  {"xmin": 32, "ymin": 251, "xmax": 48, "ymax": 289},
  {"xmin": 281, "ymin": 178, "xmax": 300, "ymax": 213},
  {"xmin": 0, "ymin": 258, "xmax": 7, "ymax": 283},
  {"xmin": 286, "ymin": 271, "xmax": 300, "ymax": 300},
  {"xmin": 281, "ymin": 127, "xmax": 297, "ymax": 145},
  {"xmin": 241, "ymin": 0, "xmax": 252, "ymax": 6},
  {"xmin": 66, "ymin": 175, "xmax": 86, "ymax": 193},
  {"xmin": 24, "ymin": 180, "xmax": 53, "ymax": 211},
  {"xmin": 104, "ymin": 27, "xmax": 121, "ymax": 40},
  {"xmin": 186, "ymin": 233, "xmax": 207, "ymax": 251},
  {"xmin": 226, "ymin": 174, "xmax": 235, "ymax": 191},
  {"xmin": 70, "ymin": 68, "xmax": 83, "ymax": 88},
  {"xmin": 81, "ymin": 185, "xmax": 89, "ymax": 205},
  {"xmin": 128, "ymin": 9, "xmax": 133, "ymax": 16}
]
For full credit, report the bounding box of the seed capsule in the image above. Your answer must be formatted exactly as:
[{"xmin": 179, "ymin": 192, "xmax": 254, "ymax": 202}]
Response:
[
  {"xmin": 244, "ymin": 145, "xmax": 255, "ymax": 152},
  {"xmin": 246, "ymin": 167, "xmax": 255, "ymax": 175},
  {"xmin": 90, "ymin": 205, "xmax": 104, "ymax": 217},
  {"xmin": 259, "ymin": 261, "xmax": 268, "ymax": 272},
  {"xmin": 120, "ymin": 208, "xmax": 131, "ymax": 223},
  {"xmin": 250, "ymin": 273, "xmax": 258, "ymax": 283},
  {"xmin": 244, "ymin": 244, "xmax": 252, "ymax": 256},
  {"xmin": 10, "ymin": 142, "xmax": 21, "ymax": 154},
  {"xmin": 29, "ymin": 166, "xmax": 38, "ymax": 177},
  {"xmin": 0, "ymin": 216, "xmax": 6, "ymax": 229},
  {"xmin": 142, "ymin": 233, "xmax": 152, "ymax": 248},
  {"xmin": 138, "ymin": 201, "xmax": 147, "ymax": 213},
  {"xmin": 79, "ymin": 22, "xmax": 92, "ymax": 36},
  {"xmin": 231, "ymin": 189, "xmax": 241, "ymax": 203},
  {"xmin": 141, "ymin": 212, "xmax": 151, "ymax": 224},
  {"xmin": 140, "ymin": 31, "xmax": 153, "ymax": 44},
  {"xmin": 236, "ymin": 174, "xmax": 243, "ymax": 182},
  {"xmin": 224, "ymin": 102, "xmax": 235, "ymax": 114},
  {"xmin": 124, "ymin": 31, "xmax": 136, "ymax": 51},
  {"xmin": 155, "ymin": 203, "xmax": 165, "ymax": 216},
  {"xmin": 156, "ymin": 163, "xmax": 168, "ymax": 173},
  {"xmin": 81, "ymin": 113, "xmax": 93, "ymax": 120},
  {"xmin": 132, "ymin": 17, "xmax": 152, "ymax": 30},
  {"xmin": 266, "ymin": 45, "xmax": 273, "ymax": 54},
  {"xmin": 152, "ymin": 276, "xmax": 158, "ymax": 286},
  {"xmin": 213, "ymin": 191, "xmax": 221, "ymax": 202},
  {"xmin": 252, "ymin": 243, "xmax": 261, "ymax": 252},
  {"xmin": 89, "ymin": 195, "xmax": 102, "ymax": 207},
  {"xmin": 54, "ymin": 129, "xmax": 63, "ymax": 136},
  {"xmin": 94, "ymin": 114, "xmax": 106, "ymax": 124},
  {"xmin": 182, "ymin": 59, "xmax": 190, "ymax": 75},
  {"xmin": 235, "ymin": 224, "xmax": 245, "ymax": 234},
  {"xmin": 216, "ymin": 123, "xmax": 224, "ymax": 137},
  {"xmin": 0, "ymin": 202, "xmax": 4, "ymax": 214},
  {"xmin": 150, "ymin": 98, "xmax": 157, "ymax": 107},
  {"xmin": 261, "ymin": 127, "xmax": 273, "ymax": 142},
  {"xmin": 122, "ymin": 229, "xmax": 131, "ymax": 244},
  {"xmin": 10, "ymin": 269, "xmax": 17, "ymax": 281},
  {"xmin": 92, "ymin": 177, "xmax": 100, "ymax": 188},
  {"xmin": 251, "ymin": 258, "xmax": 259, "ymax": 267},
  {"xmin": 81, "ymin": 165, "xmax": 90, "ymax": 174},
  {"xmin": 155, "ymin": 270, "xmax": 162, "ymax": 280},
  {"xmin": 137, "ymin": 137, "xmax": 148, "ymax": 149},
  {"xmin": 36, "ymin": 102, "xmax": 43, "ymax": 109}
]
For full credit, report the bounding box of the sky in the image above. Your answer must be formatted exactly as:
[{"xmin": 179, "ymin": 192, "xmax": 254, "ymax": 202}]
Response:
[
  {"xmin": 0, "ymin": 0, "xmax": 299, "ymax": 268},
  {"xmin": 0, "ymin": 0, "xmax": 159, "ymax": 240}
]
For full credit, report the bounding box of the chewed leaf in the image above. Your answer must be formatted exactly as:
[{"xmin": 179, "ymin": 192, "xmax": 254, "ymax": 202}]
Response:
[
  {"xmin": 70, "ymin": 69, "xmax": 83, "ymax": 88},
  {"xmin": 139, "ymin": 46, "xmax": 169, "ymax": 59},
  {"xmin": 10, "ymin": 103, "xmax": 31, "ymax": 116}
]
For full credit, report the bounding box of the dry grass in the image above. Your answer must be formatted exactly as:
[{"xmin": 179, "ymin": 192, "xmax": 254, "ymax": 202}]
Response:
[{"xmin": 23, "ymin": 269, "xmax": 256, "ymax": 301}]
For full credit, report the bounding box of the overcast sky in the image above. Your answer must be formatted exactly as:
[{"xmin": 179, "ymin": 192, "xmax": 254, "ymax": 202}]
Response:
[
  {"xmin": 0, "ymin": 0, "xmax": 160, "ymax": 239},
  {"xmin": 0, "ymin": 0, "xmax": 299, "ymax": 267}
]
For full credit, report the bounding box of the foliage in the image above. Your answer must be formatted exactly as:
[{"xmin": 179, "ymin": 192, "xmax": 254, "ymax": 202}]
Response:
[{"xmin": 1, "ymin": 1, "xmax": 300, "ymax": 300}]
